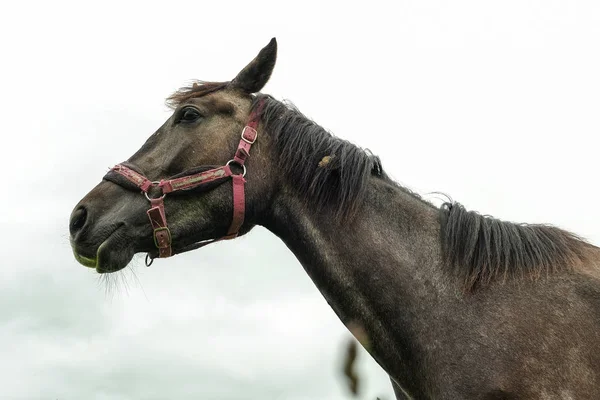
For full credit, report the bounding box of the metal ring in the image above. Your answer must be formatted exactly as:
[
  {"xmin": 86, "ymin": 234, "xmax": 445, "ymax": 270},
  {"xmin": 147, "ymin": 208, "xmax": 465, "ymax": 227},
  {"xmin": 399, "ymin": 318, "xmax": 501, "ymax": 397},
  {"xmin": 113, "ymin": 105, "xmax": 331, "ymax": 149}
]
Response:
[
  {"xmin": 226, "ymin": 160, "xmax": 246, "ymax": 177},
  {"xmin": 144, "ymin": 191, "xmax": 166, "ymax": 201}
]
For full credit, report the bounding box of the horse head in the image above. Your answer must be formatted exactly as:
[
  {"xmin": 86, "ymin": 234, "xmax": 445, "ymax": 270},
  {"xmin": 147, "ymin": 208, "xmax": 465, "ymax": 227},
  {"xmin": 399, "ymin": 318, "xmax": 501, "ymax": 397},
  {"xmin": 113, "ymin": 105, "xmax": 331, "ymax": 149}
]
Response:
[{"xmin": 69, "ymin": 39, "xmax": 280, "ymax": 272}]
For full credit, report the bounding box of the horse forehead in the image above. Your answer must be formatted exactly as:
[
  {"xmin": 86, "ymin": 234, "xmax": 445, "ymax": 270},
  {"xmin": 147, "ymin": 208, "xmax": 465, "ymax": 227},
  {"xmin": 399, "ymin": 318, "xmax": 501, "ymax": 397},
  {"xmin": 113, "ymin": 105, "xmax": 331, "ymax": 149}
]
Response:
[{"xmin": 189, "ymin": 90, "xmax": 251, "ymax": 118}]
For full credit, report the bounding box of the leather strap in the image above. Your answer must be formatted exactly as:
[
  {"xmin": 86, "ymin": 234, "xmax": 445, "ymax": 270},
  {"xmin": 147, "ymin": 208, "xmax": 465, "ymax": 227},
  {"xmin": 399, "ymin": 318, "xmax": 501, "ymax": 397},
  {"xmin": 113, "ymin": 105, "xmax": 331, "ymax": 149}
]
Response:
[
  {"xmin": 112, "ymin": 164, "xmax": 153, "ymax": 192},
  {"xmin": 159, "ymin": 166, "xmax": 230, "ymax": 194},
  {"xmin": 146, "ymin": 197, "xmax": 172, "ymax": 257},
  {"xmin": 233, "ymin": 126, "xmax": 257, "ymax": 165},
  {"xmin": 107, "ymin": 98, "xmax": 265, "ymax": 264},
  {"xmin": 225, "ymin": 174, "xmax": 246, "ymax": 238}
]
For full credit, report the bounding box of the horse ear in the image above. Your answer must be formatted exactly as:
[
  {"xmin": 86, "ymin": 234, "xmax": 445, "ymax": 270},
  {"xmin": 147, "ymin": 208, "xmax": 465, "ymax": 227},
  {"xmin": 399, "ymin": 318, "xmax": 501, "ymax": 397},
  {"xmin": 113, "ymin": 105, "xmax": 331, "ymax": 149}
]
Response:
[{"xmin": 230, "ymin": 38, "xmax": 277, "ymax": 93}]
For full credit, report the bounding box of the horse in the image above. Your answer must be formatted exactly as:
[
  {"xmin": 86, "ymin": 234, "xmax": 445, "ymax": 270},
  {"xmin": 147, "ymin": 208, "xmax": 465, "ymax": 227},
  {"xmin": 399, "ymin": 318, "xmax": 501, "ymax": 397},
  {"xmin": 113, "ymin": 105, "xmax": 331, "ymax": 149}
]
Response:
[{"xmin": 69, "ymin": 38, "xmax": 600, "ymax": 399}]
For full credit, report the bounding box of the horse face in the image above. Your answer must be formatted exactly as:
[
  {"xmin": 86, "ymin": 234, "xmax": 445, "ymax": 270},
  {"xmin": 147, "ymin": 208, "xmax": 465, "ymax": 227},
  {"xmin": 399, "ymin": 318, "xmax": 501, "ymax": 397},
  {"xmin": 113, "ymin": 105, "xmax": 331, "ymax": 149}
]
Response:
[{"xmin": 69, "ymin": 39, "xmax": 277, "ymax": 273}]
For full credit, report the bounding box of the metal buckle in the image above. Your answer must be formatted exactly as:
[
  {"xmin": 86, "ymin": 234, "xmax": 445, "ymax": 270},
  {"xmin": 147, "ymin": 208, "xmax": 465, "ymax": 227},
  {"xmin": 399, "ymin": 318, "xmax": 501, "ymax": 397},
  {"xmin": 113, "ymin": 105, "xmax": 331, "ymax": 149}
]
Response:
[
  {"xmin": 241, "ymin": 126, "xmax": 257, "ymax": 144},
  {"xmin": 153, "ymin": 227, "xmax": 171, "ymax": 248}
]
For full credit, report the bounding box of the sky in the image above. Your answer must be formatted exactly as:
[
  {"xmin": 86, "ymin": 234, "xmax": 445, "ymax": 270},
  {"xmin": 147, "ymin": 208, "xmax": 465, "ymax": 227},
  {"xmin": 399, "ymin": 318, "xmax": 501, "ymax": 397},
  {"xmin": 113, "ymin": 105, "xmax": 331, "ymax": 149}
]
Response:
[{"xmin": 1, "ymin": 1, "xmax": 600, "ymax": 399}]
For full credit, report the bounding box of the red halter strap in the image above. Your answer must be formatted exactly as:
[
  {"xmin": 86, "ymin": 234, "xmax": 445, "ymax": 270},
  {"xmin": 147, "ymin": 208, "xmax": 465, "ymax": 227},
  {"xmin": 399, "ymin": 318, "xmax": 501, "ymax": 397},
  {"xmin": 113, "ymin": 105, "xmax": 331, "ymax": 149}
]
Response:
[{"xmin": 109, "ymin": 100, "xmax": 264, "ymax": 265}]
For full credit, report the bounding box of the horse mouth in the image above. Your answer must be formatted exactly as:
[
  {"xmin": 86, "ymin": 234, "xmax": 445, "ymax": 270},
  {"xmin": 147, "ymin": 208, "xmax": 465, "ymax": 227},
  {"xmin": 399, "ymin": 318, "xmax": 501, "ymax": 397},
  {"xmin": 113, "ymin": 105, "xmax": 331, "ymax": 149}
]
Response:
[
  {"xmin": 71, "ymin": 224, "xmax": 135, "ymax": 274},
  {"xmin": 74, "ymin": 252, "xmax": 98, "ymax": 269}
]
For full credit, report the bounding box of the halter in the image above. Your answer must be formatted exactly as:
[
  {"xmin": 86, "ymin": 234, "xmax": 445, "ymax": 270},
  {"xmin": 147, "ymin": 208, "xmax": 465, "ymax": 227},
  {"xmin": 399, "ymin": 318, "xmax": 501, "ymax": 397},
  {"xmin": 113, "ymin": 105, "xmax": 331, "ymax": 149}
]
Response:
[{"xmin": 108, "ymin": 100, "xmax": 264, "ymax": 266}]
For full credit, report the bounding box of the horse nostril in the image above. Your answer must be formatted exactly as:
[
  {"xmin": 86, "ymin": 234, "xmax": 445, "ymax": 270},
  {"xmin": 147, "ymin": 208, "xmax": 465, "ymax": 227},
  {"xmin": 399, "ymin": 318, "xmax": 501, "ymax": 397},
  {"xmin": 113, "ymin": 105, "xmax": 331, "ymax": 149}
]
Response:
[{"xmin": 69, "ymin": 206, "xmax": 88, "ymax": 237}]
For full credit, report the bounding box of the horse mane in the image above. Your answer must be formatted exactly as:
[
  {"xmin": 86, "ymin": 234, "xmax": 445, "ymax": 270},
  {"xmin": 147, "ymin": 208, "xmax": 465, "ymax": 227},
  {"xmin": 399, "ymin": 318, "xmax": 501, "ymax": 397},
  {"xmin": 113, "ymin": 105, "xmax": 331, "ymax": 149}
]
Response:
[
  {"xmin": 166, "ymin": 82, "xmax": 598, "ymax": 290},
  {"xmin": 440, "ymin": 202, "xmax": 599, "ymax": 290},
  {"xmin": 251, "ymin": 94, "xmax": 385, "ymax": 220}
]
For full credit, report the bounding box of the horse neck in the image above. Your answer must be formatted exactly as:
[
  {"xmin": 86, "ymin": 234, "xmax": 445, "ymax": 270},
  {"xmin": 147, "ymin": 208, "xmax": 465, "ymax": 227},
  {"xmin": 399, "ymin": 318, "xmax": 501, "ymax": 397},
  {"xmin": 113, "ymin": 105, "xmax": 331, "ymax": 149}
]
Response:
[{"xmin": 261, "ymin": 174, "xmax": 455, "ymax": 380}]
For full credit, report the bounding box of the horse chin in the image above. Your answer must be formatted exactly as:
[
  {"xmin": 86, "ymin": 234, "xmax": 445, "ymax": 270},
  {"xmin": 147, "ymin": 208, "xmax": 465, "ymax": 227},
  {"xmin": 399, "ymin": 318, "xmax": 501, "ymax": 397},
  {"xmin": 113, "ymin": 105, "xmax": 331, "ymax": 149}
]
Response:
[{"xmin": 95, "ymin": 239, "xmax": 135, "ymax": 273}]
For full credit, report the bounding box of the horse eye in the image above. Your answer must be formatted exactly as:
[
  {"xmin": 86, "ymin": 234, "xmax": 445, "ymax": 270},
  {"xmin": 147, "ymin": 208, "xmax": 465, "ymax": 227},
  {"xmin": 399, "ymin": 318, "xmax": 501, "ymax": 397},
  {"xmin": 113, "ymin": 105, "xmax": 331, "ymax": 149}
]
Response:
[{"xmin": 178, "ymin": 107, "xmax": 202, "ymax": 124}]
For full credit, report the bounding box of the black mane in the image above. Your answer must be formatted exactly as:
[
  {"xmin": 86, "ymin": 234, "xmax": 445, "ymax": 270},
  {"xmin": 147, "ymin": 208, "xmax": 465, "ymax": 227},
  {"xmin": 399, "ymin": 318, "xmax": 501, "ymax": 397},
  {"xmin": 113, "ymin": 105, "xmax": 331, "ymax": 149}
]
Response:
[
  {"xmin": 440, "ymin": 202, "xmax": 598, "ymax": 290},
  {"xmin": 252, "ymin": 94, "xmax": 385, "ymax": 220}
]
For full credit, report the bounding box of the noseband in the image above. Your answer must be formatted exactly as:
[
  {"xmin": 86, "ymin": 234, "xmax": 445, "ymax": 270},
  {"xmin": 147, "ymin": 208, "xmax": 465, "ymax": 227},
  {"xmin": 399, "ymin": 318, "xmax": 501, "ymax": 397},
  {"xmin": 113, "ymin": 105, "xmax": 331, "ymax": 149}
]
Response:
[{"xmin": 108, "ymin": 100, "xmax": 264, "ymax": 266}]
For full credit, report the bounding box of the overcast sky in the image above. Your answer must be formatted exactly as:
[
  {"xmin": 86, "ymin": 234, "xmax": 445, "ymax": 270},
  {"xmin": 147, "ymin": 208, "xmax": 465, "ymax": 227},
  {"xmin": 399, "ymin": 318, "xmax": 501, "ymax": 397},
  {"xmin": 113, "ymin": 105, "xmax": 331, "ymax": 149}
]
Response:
[{"xmin": 2, "ymin": 1, "xmax": 600, "ymax": 399}]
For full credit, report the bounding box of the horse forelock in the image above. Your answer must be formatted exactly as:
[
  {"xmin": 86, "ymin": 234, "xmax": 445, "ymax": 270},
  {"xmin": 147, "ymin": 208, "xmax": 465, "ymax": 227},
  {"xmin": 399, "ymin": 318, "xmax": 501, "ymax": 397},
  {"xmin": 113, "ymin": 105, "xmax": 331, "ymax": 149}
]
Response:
[{"xmin": 166, "ymin": 81, "xmax": 230, "ymax": 109}]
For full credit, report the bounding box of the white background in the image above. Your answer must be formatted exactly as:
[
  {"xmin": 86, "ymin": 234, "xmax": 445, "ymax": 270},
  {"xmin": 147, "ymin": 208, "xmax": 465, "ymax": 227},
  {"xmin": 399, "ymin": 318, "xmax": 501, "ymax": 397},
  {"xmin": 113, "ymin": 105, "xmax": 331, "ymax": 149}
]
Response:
[{"xmin": 1, "ymin": 1, "xmax": 599, "ymax": 399}]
